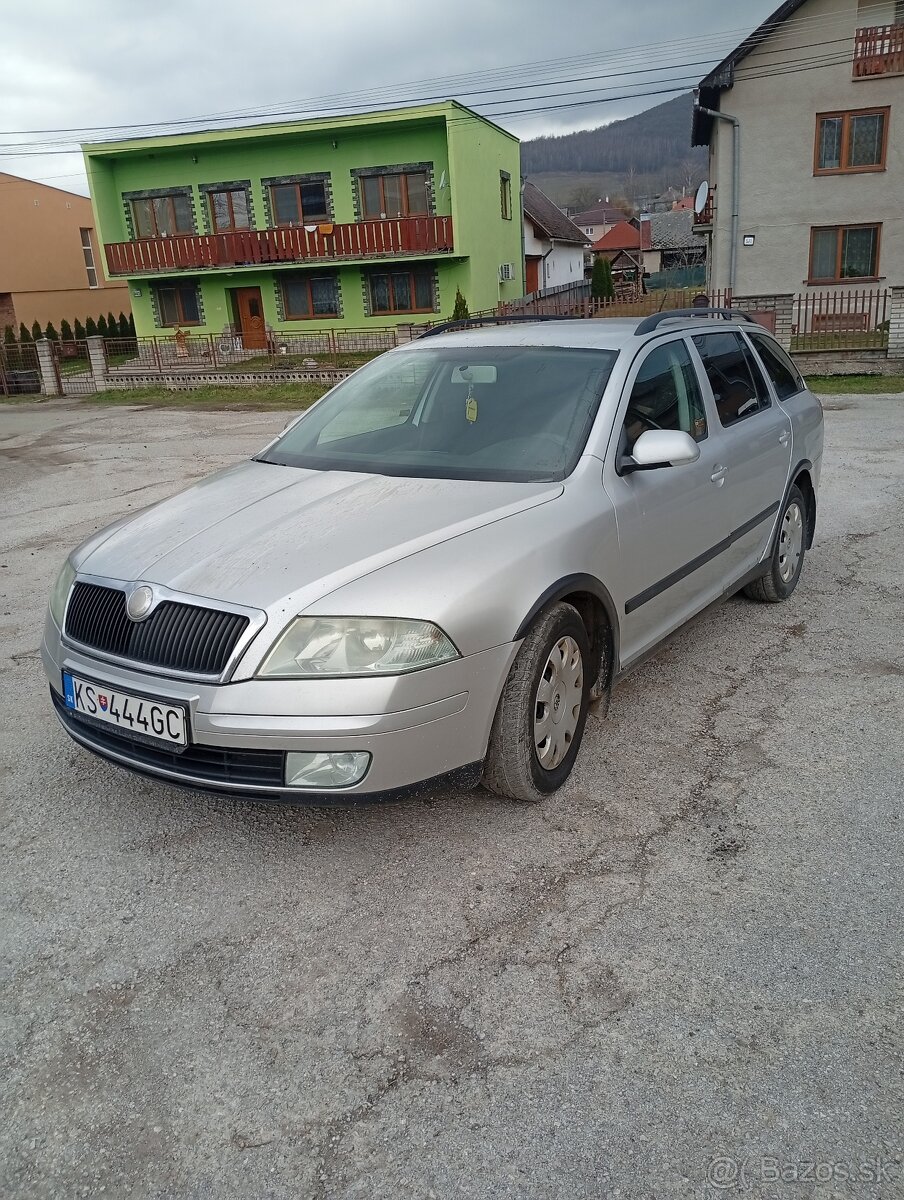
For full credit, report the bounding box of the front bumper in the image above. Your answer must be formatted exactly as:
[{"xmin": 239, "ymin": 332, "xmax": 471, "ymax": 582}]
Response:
[{"xmin": 42, "ymin": 616, "xmax": 517, "ymax": 801}]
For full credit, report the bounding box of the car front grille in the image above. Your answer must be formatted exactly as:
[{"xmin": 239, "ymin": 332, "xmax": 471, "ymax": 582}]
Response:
[
  {"xmin": 64, "ymin": 581, "xmax": 251, "ymax": 677},
  {"xmin": 52, "ymin": 689, "xmax": 285, "ymax": 789}
]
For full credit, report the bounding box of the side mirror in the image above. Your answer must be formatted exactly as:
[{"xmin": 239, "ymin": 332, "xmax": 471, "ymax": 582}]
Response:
[{"xmin": 626, "ymin": 429, "xmax": 700, "ymax": 472}]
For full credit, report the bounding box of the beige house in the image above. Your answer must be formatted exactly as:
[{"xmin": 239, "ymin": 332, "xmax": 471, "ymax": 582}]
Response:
[
  {"xmin": 568, "ymin": 202, "xmax": 627, "ymax": 248},
  {"xmin": 0, "ymin": 173, "xmax": 130, "ymax": 331},
  {"xmin": 693, "ymin": 0, "xmax": 904, "ymax": 296}
]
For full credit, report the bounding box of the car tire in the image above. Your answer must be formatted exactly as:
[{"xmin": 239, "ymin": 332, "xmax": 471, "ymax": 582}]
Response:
[
  {"xmin": 744, "ymin": 484, "xmax": 807, "ymax": 603},
  {"xmin": 483, "ymin": 602, "xmax": 591, "ymax": 803}
]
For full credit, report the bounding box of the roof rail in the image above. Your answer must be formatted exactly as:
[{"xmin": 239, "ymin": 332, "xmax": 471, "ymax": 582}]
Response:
[
  {"xmin": 419, "ymin": 314, "xmax": 575, "ymax": 339},
  {"xmin": 634, "ymin": 307, "xmax": 756, "ymax": 336}
]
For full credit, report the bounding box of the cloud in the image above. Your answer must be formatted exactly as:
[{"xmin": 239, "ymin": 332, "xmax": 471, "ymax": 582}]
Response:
[{"xmin": 0, "ymin": 0, "xmax": 777, "ymax": 194}]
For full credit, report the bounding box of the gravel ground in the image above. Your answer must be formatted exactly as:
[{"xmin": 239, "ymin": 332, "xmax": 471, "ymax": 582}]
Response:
[{"xmin": 1, "ymin": 396, "xmax": 902, "ymax": 1200}]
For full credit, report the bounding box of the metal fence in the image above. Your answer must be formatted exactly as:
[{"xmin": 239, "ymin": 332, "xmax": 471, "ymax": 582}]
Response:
[
  {"xmin": 0, "ymin": 341, "xmax": 40, "ymax": 397},
  {"xmin": 54, "ymin": 340, "xmax": 97, "ymax": 395},
  {"xmin": 101, "ymin": 327, "xmax": 411, "ymax": 376},
  {"xmin": 791, "ymin": 288, "xmax": 889, "ymax": 351}
]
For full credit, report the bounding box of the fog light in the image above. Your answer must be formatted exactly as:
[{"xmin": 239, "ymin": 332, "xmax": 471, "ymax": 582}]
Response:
[{"xmin": 285, "ymin": 751, "xmax": 371, "ymax": 789}]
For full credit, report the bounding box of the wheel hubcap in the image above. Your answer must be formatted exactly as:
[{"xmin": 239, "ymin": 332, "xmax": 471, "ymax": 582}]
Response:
[
  {"xmin": 778, "ymin": 501, "xmax": 804, "ymax": 583},
  {"xmin": 534, "ymin": 635, "xmax": 583, "ymax": 770}
]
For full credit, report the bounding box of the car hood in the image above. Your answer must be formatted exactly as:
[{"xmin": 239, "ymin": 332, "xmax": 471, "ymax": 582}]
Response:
[{"xmin": 76, "ymin": 460, "xmax": 563, "ymax": 612}]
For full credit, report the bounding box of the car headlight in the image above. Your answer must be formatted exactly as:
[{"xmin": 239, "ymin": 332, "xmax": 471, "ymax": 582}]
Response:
[
  {"xmin": 257, "ymin": 616, "xmax": 459, "ymax": 678},
  {"xmin": 49, "ymin": 559, "xmax": 76, "ymax": 629}
]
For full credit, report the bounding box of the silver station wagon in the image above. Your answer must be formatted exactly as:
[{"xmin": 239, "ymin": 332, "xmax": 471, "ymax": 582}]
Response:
[{"xmin": 44, "ymin": 310, "xmax": 823, "ymax": 803}]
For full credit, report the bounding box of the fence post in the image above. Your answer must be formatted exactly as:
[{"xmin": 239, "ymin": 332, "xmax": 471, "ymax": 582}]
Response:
[
  {"xmin": 85, "ymin": 336, "xmax": 107, "ymax": 388},
  {"xmin": 888, "ymin": 286, "xmax": 904, "ymax": 357},
  {"xmin": 35, "ymin": 339, "xmax": 62, "ymax": 397},
  {"xmin": 771, "ymin": 294, "xmax": 794, "ymax": 352}
]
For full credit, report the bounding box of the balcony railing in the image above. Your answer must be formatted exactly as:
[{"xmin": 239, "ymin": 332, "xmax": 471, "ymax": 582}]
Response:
[
  {"xmin": 104, "ymin": 215, "xmax": 454, "ymax": 276},
  {"xmin": 853, "ymin": 23, "xmax": 904, "ymax": 77}
]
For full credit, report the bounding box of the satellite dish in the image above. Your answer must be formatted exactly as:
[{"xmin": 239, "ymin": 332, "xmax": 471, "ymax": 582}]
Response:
[{"xmin": 694, "ymin": 179, "xmax": 710, "ymax": 216}]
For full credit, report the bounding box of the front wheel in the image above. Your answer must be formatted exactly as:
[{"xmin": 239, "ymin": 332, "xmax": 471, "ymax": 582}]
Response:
[
  {"xmin": 482, "ymin": 602, "xmax": 591, "ymax": 803},
  {"xmin": 744, "ymin": 484, "xmax": 807, "ymax": 603}
]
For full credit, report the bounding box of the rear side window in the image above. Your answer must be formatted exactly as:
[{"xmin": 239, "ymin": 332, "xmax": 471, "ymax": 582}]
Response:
[
  {"xmin": 692, "ymin": 331, "xmax": 771, "ymax": 427},
  {"xmin": 622, "ymin": 340, "xmax": 707, "ymax": 453},
  {"xmin": 747, "ymin": 334, "xmax": 805, "ymax": 401}
]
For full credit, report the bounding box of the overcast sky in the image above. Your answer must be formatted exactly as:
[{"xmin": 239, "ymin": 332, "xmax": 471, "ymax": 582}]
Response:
[{"xmin": 1, "ymin": 0, "xmax": 779, "ymax": 196}]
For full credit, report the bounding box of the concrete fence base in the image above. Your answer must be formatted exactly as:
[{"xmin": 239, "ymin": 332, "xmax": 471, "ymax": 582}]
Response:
[{"xmin": 102, "ymin": 370, "xmax": 355, "ymax": 391}]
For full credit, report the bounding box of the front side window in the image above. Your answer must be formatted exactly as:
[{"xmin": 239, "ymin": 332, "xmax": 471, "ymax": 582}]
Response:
[
  {"xmin": 359, "ymin": 172, "xmax": 429, "ymax": 219},
  {"xmin": 622, "ymin": 340, "xmax": 707, "ymax": 453},
  {"xmin": 270, "ymin": 180, "xmax": 329, "ymax": 226},
  {"xmin": 809, "ymin": 224, "xmax": 880, "ymax": 281},
  {"xmin": 155, "ymin": 282, "xmax": 201, "ymax": 326},
  {"xmin": 747, "ymin": 334, "xmax": 804, "ymax": 402},
  {"xmin": 692, "ymin": 331, "xmax": 771, "ymax": 426},
  {"xmin": 367, "ymin": 268, "xmax": 435, "ymax": 314},
  {"xmin": 281, "ymin": 274, "xmax": 340, "ymax": 320},
  {"xmin": 209, "ymin": 187, "xmax": 251, "ymax": 232},
  {"xmin": 131, "ymin": 193, "xmax": 194, "ymax": 238},
  {"xmin": 815, "ymin": 108, "xmax": 888, "ymax": 173},
  {"xmin": 258, "ymin": 345, "xmax": 618, "ymax": 483}
]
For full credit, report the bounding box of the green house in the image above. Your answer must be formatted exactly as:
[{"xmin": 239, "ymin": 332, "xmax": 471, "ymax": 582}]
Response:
[{"xmin": 83, "ymin": 101, "xmax": 524, "ymax": 343}]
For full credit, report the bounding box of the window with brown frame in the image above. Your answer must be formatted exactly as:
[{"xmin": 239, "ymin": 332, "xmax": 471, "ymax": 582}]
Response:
[
  {"xmin": 154, "ymin": 282, "xmax": 201, "ymax": 326},
  {"xmin": 209, "ymin": 187, "xmax": 251, "ymax": 232},
  {"xmin": 359, "ymin": 172, "xmax": 429, "ymax": 219},
  {"xmin": 131, "ymin": 193, "xmax": 194, "ymax": 238},
  {"xmin": 815, "ymin": 108, "xmax": 889, "ymax": 174},
  {"xmin": 270, "ymin": 180, "xmax": 330, "ymax": 226},
  {"xmin": 281, "ymin": 274, "xmax": 340, "ymax": 320},
  {"xmin": 366, "ymin": 267, "xmax": 435, "ymax": 314},
  {"xmin": 500, "ymin": 171, "xmax": 512, "ymax": 220},
  {"xmin": 808, "ymin": 224, "xmax": 881, "ymax": 282}
]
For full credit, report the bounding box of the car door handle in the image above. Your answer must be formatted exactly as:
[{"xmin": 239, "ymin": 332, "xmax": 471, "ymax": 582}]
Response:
[
  {"xmin": 779, "ymin": 430, "xmax": 791, "ymax": 446},
  {"xmin": 711, "ymin": 465, "xmax": 728, "ymax": 483}
]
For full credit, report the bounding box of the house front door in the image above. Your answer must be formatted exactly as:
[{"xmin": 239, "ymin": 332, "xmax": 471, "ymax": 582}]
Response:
[
  {"xmin": 525, "ymin": 257, "xmax": 541, "ymax": 294},
  {"xmin": 234, "ymin": 287, "xmax": 267, "ymax": 350}
]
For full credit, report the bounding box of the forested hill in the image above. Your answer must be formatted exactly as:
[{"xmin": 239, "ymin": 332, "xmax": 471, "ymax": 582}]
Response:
[{"xmin": 521, "ymin": 93, "xmax": 704, "ymax": 177}]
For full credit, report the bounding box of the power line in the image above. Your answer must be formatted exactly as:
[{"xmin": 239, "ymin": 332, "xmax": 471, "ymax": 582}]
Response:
[{"xmin": 0, "ymin": 0, "xmax": 869, "ymax": 149}]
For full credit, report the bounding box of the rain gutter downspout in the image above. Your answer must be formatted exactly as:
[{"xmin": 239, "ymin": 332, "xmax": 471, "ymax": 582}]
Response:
[{"xmin": 696, "ymin": 103, "xmax": 740, "ymax": 294}]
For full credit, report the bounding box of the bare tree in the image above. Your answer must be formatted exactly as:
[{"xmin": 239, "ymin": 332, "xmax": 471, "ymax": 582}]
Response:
[
  {"xmin": 568, "ymin": 186, "xmax": 601, "ymax": 213},
  {"xmin": 679, "ymin": 156, "xmax": 705, "ymax": 197},
  {"xmin": 622, "ymin": 164, "xmax": 638, "ymax": 211}
]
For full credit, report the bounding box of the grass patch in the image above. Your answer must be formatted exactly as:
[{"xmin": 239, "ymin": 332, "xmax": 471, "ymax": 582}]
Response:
[
  {"xmin": 217, "ymin": 350, "xmax": 380, "ymax": 373},
  {"xmin": 805, "ymin": 374, "xmax": 904, "ymax": 394},
  {"xmin": 58, "ymin": 356, "xmax": 91, "ymax": 376},
  {"xmin": 84, "ymin": 382, "xmax": 331, "ymax": 410}
]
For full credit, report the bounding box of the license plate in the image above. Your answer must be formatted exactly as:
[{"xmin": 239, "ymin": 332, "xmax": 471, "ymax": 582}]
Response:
[{"xmin": 62, "ymin": 672, "xmax": 187, "ymax": 746}]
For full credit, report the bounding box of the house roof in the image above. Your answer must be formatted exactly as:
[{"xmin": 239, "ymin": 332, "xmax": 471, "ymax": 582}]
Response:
[
  {"xmin": 83, "ymin": 100, "xmax": 518, "ymax": 155},
  {"xmin": 569, "ymin": 202, "xmax": 626, "ymax": 226},
  {"xmin": 591, "ymin": 220, "xmax": 651, "ymax": 252},
  {"xmin": 672, "ymin": 194, "xmax": 695, "ymax": 210},
  {"xmin": 692, "ymin": 0, "xmax": 809, "ymax": 145},
  {"xmin": 646, "ymin": 210, "xmax": 703, "ymax": 251},
  {"xmin": 522, "ymin": 182, "xmax": 589, "ymax": 246}
]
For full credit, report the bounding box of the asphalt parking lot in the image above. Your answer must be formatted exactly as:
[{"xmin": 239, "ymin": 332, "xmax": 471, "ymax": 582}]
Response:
[{"xmin": 1, "ymin": 395, "xmax": 902, "ymax": 1199}]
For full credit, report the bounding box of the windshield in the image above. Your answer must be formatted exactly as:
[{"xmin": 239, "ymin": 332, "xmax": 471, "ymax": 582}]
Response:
[{"xmin": 259, "ymin": 344, "xmax": 618, "ymax": 483}]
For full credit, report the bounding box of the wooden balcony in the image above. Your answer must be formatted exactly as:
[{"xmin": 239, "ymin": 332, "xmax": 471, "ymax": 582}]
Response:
[
  {"xmin": 853, "ymin": 24, "xmax": 904, "ymax": 77},
  {"xmin": 104, "ymin": 215, "xmax": 454, "ymax": 276}
]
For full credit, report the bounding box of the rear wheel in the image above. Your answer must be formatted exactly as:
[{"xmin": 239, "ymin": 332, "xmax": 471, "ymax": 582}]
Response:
[
  {"xmin": 744, "ymin": 484, "xmax": 807, "ymax": 603},
  {"xmin": 483, "ymin": 602, "xmax": 591, "ymax": 803}
]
